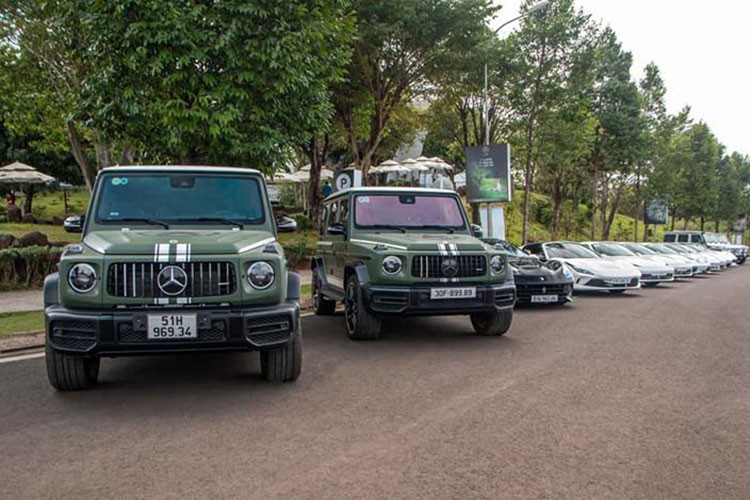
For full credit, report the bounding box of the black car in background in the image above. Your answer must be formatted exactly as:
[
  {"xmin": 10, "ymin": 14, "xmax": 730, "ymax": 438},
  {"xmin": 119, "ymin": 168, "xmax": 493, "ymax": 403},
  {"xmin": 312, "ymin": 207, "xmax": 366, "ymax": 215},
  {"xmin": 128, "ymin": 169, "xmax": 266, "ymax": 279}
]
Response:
[{"xmin": 485, "ymin": 239, "xmax": 574, "ymax": 306}]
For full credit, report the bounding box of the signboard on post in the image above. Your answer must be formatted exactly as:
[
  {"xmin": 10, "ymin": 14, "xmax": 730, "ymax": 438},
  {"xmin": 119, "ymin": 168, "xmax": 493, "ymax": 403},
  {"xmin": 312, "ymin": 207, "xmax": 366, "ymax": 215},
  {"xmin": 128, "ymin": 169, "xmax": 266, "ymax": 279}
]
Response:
[
  {"xmin": 644, "ymin": 199, "xmax": 669, "ymax": 225},
  {"xmin": 465, "ymin": 145, "xmax": 512, "ymax": 203},
  {"xmin": 333, "ymin": 169, "xmax": 362, "ymax": 193}
]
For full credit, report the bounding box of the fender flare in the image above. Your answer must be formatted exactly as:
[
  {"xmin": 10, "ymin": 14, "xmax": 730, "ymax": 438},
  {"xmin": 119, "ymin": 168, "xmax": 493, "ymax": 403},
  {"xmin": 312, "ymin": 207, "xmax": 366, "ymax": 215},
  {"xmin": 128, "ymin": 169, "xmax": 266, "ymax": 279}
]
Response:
[
  {"xmin": 310, "ymin": 256, "xmax": 328, "ymax": 286},
  {"xmin": 286, "ymin": 271, "xmax": 301, "ymax": 301},
  {"xmin": 345, "ymin": 261, "xmax": 370, "ymax": 287},
  {"xmin": 44, "ymin": 272, "xmax": 60, "ymax": 308}
]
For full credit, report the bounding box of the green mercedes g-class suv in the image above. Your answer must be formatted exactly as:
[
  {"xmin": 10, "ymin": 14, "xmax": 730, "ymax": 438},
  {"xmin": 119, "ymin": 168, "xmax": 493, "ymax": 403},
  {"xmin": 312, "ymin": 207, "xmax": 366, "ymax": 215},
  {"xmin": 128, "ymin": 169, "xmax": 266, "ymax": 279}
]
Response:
[
  {"xmin": 45, "ymin": 166, "xmax": 302, "ymax": 390},
  {"xmin": 311, "ymin": 187, "xmax": 516, "ymax": 339}
]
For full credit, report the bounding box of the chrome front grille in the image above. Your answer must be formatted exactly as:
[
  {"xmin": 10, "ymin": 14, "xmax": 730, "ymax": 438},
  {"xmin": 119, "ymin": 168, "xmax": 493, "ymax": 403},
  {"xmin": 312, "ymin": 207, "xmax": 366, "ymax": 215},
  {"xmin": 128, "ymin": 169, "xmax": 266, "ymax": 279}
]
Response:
[
  {"xmin": 107, "ymin": 262, "xmax": 237, "ymax": 298},
  {"xmin": 411, "ymin": 255, "xmax": 487, "ymax": 279}
]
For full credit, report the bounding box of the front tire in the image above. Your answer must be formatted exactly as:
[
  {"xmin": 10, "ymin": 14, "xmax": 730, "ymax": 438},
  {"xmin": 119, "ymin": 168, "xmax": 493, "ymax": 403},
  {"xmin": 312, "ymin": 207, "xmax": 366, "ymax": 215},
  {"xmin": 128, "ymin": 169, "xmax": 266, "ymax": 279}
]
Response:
[
  {"xmin": 344, "ymin": 275, "xmax": 381, "ymax": 340},
  {"xmin": 470, "ymin": 310, "xmax": 512, "ymax": 336},
  {"xmin": 45, "ymin": 344, "xmax": 100, "ymax": 391},
  {"xmin": 260, "ymin": 331, "xmax": 302, "ymax": 383},
  {"xmin": 312, "ymin": 272, "xmax": 336, "ymax": 315}
]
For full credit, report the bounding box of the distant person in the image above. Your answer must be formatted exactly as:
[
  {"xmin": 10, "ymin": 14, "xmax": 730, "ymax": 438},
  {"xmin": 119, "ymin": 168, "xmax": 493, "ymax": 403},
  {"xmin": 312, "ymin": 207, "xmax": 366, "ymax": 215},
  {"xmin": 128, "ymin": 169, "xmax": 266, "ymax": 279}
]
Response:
[
  {"xmin": 6, "ymin": 191, "xmax": 21, "ymax": 222},
  {"xmin": 322, "ymin": 181, "xmax": 332, "ymax": 198}
]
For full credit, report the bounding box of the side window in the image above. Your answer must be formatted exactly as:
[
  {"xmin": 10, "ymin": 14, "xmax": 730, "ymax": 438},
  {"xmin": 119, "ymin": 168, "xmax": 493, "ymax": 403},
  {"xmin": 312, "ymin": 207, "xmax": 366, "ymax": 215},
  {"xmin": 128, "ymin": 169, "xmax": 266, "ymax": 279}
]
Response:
[
  {"xmin": 320, "ymin": 204, "xmax": 329, "ymax": 235},
  {"xmin": 691, "ymin": 235, "xmax": 703, "ymax": 243},
  {"xmin": 664, "ymin": 234, "xmax": 676, "ymax": 242},
  {"xmin": 677, "ymin": 234, "xmax": 689, "ymax": 243},
  {"xmin": 339, "ymin": 199, "xmax": 350, "ymax": 227},
  {"xmin": 525, "ymin": 244, "xmax": 542, "ymax": 256}
]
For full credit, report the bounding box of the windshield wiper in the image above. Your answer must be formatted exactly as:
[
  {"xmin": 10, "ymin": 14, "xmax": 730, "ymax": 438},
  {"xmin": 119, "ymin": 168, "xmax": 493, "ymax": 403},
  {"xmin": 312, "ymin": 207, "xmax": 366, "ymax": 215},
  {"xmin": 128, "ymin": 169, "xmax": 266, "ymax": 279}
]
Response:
[
  {"xmin": 420, "ymin": 225, "xmax": 457, "ymax": 234},
  {"xmin": 367, "ymin": 224, "xmax": 407, "ymax": 233},
  {"xmin": 176, "ymin": 217, "xmax": 245, "ymax": 229},
  {"xmin": 118, "ymin": 218, "xmax": 170, "ymax": 229}
]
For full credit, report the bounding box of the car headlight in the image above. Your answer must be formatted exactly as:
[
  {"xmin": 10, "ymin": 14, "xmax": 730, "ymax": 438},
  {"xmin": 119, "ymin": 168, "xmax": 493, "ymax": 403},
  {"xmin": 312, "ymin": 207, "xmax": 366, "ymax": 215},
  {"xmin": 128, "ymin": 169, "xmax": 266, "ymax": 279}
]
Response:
[
  {"xmin": 490, "ymin": 255, "xmax": 505, "ymax": 274},
  {"xmin": 562, "ymin": 265, "xmax": 574, "ymax": 279},
  {"xmin": 247, "ymin": 261, "xmax": 275, "ymax": 289},
  {"xmin": 567, "ymin": 263, "xmax": 593, "ymax": 275},
  {"xmin": 382, "ymin": 256, "xmax": 402, "ymax": 275},
  {"xmin": 546, "ymin": 260, "xmax": 562, "ymax": 271},
  {"xmin": 68, "ymin": 263, "xmax": 97, "ymax": 293}
]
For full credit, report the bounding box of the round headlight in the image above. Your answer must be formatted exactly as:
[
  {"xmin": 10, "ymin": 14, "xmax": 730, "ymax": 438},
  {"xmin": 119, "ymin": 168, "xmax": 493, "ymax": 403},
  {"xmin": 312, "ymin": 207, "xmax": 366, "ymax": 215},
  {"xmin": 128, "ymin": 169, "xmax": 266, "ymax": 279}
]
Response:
[
  {"xmin": 247, "ymin": 261, "xmax": 275, "ymax": 289},
  {"xmin": 382, "ymin": 256, "xmax": 402, "ymax": 275},
  {"xmin": 68, "ymin": 263, "xmax": 97, "ymax": 293},
  {"xmin": 490, "ymin": 255, "xmax": 505, "ymax": 274}
]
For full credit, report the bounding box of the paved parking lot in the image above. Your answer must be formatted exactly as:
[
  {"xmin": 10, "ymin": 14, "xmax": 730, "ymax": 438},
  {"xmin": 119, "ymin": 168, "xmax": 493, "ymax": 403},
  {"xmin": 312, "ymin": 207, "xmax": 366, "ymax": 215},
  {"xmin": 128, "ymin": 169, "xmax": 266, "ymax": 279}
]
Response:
[{"xmin": 1, "ymin": 268, "xmax": 749, "ymax": 498}]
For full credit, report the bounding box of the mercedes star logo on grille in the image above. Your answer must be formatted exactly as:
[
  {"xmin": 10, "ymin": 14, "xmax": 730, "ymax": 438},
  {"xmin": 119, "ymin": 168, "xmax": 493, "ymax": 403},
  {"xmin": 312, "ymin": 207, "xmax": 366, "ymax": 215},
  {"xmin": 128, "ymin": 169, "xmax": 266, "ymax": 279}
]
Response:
[
  {"xmin": 441, "ymin": 257, "xmax": 459, "ymax": 278},
  {"xmin": 157, "ymin": 265, "xmax": 188, "ymax": 296}
]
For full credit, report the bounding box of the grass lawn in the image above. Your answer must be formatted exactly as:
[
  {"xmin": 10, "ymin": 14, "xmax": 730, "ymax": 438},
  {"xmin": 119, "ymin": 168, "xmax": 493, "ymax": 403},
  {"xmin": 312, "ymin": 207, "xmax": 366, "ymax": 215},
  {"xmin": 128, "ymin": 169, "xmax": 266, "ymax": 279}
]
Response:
[{"xmin": 0, "ymin": 310, "xmax": 45, "ymax": 336}]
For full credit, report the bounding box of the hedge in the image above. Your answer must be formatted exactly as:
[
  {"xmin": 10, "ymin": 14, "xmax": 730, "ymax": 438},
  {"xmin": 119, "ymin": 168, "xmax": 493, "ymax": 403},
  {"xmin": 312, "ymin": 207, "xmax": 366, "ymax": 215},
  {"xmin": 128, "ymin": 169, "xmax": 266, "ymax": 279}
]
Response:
[{"xmin": 0, "ymin": 246, "xmax": 64, "ymax": 289}]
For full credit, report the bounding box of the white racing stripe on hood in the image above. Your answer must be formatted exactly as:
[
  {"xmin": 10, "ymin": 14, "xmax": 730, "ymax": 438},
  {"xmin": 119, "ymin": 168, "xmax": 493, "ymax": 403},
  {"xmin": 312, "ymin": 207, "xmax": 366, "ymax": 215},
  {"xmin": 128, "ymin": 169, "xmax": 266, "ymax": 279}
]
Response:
[{"xmin": 238, "ymin": 237, "xmax": 277, "ymax": 254}]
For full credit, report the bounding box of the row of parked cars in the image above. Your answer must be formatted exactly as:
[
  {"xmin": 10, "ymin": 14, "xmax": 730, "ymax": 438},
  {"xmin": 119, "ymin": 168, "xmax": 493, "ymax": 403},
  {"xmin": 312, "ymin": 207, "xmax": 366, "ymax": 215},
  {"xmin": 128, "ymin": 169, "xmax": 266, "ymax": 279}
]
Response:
[{"xmin": 48, "ymin": 169, "xmax": 747, "ymax": 390}]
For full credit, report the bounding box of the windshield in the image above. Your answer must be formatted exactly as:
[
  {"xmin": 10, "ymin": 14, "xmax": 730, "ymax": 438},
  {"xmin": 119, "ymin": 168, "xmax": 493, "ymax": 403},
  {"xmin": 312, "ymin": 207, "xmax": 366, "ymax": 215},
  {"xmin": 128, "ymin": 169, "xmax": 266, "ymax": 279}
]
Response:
[
  {"xmin": 545, "ymin": 242, "xmax": 599, "ymax": 259},
  {"xmin": 665, "ymin": 244, "xmax": 692, "ymax": 254},
  {"xmin": 95, "ymin": 173, "xmax": 265, "ymax": 226},
  {"xmin": 621, "ymin": 243, "xmax": 656, "ymax": 255},
  {"xmin": 589, "ymin": 243, "xmax": 634, "ymax": 257},
  {"xmin": 648, "ymin": 244, "xmax": 678, "ymax": 255},
  {"xmin": 491, "ymin": 240, "xmax": 527, "ymax": 257},
  {"xmin": 354, "ymin": 194, "xmax": 466, "ymax": 230}
]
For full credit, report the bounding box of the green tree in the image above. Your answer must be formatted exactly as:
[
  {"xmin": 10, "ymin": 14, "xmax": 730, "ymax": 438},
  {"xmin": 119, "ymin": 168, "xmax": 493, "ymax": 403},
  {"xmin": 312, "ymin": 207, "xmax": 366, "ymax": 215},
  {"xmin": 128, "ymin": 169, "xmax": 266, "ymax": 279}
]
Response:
[{"xmin": 337, "ymin": 0, "xmax": 497, "ymax": 181}]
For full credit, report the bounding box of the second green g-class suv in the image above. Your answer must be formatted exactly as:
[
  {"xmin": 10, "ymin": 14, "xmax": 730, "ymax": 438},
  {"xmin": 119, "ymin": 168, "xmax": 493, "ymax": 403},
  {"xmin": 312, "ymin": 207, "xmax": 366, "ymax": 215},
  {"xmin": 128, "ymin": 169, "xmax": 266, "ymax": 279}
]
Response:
[
  {"xmin": 311, "ymin": 187, "xmax": 516, "ymax": 339},
  {"xmin": 45, "ymin": 166, "xmax": 302, "ymax": 390}
]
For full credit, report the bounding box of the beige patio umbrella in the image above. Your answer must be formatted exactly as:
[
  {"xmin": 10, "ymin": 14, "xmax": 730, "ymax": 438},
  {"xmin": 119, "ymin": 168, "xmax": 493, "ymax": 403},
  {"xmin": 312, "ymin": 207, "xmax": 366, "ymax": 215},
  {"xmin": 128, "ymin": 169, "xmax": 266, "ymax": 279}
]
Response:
[{"xmin": 0, "ymin": 161, "xmax": 56, "ymax": 184}]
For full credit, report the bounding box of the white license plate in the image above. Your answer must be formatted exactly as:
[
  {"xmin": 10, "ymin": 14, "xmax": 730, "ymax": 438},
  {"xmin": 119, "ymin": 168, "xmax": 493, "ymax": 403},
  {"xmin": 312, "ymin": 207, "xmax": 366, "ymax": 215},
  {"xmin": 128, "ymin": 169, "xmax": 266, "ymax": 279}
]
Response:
[
  {"xmin": 605, "ymin": 278, "xmax": 629, "ymax": 285},
  {"xmin": 531, "ymin": 295, "xmax": 558, "ymax": 303},
  {"xmin": 147, "ymin": 314, "xmax": 197, "ymax": 340},
  {"xmin": 430, "ymin": 287, "xmax": 477, "ymax": 300}
]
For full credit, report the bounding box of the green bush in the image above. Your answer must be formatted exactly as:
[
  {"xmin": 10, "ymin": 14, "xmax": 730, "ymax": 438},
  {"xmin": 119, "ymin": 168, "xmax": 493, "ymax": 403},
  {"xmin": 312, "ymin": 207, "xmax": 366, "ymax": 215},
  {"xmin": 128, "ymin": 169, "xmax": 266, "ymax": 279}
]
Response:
[
  {"xmin": 293, "ymin": 213, "xmax": 312, "ymax": 231},
  {"xmin": 281, "ymin": 237, "xmax": 316, "ymax": 270},
  {"xmin": 0, "ymin": 246, "xmax": 63, "ymax": 289}
]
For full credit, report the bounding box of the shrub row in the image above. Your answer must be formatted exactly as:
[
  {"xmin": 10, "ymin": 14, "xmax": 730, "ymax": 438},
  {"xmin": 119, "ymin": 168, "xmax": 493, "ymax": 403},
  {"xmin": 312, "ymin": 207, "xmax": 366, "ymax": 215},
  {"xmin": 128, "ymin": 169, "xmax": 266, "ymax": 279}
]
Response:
[{"xmin": 0, "ymin": 246, "xmax": 64, "ymax": 289}]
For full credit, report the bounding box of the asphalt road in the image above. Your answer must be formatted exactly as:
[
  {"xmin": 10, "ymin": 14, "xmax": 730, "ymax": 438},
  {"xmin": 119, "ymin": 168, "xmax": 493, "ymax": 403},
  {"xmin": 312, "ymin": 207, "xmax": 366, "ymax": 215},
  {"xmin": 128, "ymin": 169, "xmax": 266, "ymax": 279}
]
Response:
[{"xmin": 2, "ymin": 268, "xmax": 750, "ymax": 499}]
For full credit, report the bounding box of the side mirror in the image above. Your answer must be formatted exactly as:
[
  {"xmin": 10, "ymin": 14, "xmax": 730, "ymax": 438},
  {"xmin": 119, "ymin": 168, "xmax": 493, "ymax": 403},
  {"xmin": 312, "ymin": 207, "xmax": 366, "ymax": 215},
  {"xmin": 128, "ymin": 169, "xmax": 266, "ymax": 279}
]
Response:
[
  {"xmin": 327, "ymin": 224, "xmax": 346, "ymax": 237},
  {"xmin": 63, "ymin": 215, "xmax": 84, "ymax": 234},
  {"xmin": 537, "ymin": 255, "xmax": 548, "ymax": 262},
  {"xmin": 471, "ymin": 224, "xmax": 484, "ymax": 238}
]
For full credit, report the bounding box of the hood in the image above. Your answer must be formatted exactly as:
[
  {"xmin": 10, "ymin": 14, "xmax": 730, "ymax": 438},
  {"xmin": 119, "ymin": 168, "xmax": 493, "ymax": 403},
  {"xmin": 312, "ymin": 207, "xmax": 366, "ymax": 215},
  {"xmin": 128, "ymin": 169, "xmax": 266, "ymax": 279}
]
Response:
[
  {"xmin": 351, "ymin": 232, "xmax": 488, "ymax": 253},
  {"xmin": 84, "ymin": 230, "xmax": 274, "ymax": 256},
  {"xmin": 601, "ymin": 255, "xmax": 671, "ymax": 273},
  {"xmin": 555, "ymin": 257, "xmax": 639, "ymax": 277}
]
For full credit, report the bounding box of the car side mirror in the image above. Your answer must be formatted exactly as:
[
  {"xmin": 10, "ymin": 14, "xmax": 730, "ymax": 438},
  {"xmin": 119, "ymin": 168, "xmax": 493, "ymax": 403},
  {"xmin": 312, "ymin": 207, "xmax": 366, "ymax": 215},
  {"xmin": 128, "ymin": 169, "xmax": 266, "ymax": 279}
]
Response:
[
  {"xmin": 63, "ymin": 215, "xmax": 84, "ymax": 233},
  {"xmin": 537, "ymin": 255, "xmax": 547, "ymax": 262},
  {"xmin": 327, "ymin": 224, "xmax": 346, "ymax": 237},
  {"xmin": 471, "ymin": 224, "xmax": 484, "ymax": 238}
]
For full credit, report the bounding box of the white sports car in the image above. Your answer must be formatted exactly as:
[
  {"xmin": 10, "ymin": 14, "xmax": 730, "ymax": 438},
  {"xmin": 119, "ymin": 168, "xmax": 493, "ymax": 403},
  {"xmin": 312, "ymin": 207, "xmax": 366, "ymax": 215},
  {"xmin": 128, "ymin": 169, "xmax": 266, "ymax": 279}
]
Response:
[
  {"xmin": 522, "ymin": 241, "xmax": 641, "ymax": 294},
  {"xmin": 581, "ymin": 241, "xmax": 674, "ymax": 287},
  {"xmin": 619, "ymin": 242, "xmax": 694, "ymax": 278},
  {"xmin": 644, "ymin": 243, "xmax": 707, "ymax": 274}
]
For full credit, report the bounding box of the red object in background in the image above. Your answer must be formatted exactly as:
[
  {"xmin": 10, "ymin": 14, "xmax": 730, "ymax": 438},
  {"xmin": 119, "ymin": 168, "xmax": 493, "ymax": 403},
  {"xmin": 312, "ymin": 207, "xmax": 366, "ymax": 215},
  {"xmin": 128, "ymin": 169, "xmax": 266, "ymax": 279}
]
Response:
[{"xmin": 6, "ymin": 192, "xmax": 15, "ymax": 205}]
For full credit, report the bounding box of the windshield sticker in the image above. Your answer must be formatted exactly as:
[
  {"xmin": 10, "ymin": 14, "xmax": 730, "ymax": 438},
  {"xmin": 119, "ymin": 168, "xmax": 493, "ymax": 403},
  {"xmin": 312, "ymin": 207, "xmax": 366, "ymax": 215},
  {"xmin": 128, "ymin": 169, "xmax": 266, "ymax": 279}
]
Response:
[
  {"xmin": 111, "ymin": 177, "xmax": 129, "ymax": 186},
  {"xmin": 358, "ymin": 196, "xmax": 370, "ymax": 204}
]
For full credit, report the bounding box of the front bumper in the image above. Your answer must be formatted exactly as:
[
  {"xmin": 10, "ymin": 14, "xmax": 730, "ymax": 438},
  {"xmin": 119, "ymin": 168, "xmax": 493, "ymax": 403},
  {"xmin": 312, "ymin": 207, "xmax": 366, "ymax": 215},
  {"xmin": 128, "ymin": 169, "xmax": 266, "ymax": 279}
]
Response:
[
  {"xmin": 639, "ymin": 271, "xmax": 675, "ymax": 283},
  {"xmin": 514, "ymin": 277, "xmax": 573, "ymax": 304},
  {"xmin": 362, "ymin": 282, "xmax": 516, "ymax": 316},
  {"xmin": 574, "ymin": 276, "xmax": 640, "ymax": 292},
  {"xmin": 45, "ymin": 301, "xmax": 300, "ymax": 357}
]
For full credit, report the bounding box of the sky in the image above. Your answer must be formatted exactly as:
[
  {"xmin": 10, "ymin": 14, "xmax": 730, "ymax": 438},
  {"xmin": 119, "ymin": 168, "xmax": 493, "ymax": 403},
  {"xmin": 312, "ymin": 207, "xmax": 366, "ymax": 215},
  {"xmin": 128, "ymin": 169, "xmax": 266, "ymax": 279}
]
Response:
[{"xmin": 492, "ymin": 0, "xmax": 750, "ymax": 155}]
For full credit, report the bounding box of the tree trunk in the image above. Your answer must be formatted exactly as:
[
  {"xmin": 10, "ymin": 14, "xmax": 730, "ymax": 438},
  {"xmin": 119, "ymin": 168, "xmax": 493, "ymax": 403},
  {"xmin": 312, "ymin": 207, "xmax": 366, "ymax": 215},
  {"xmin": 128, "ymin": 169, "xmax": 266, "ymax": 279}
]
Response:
[
  {"xmin": 305, "ymin": 134, "xmax": 329, "ymax": 229},
  {"xmin": 603, "ymin": 183, "xmax": 622, "ymax": 240},
  {"xmin": 521, "ymin": 38, "xmax": 548, "ymax": 245},
  {"xmin": 600, "ymin": 176, "xmax": 609, "ymax": 239},
  {"xmin": 66, "ymin": 121, "xmax": 95, "ymax": 191},
  {"xmin": 23, "ymin": 184, "xmax": 34, "ymax": 215},
  {"xmin": 700, "ymin": 216, "xmax": 705, "ymax": 232},
  {"xmin": 590, "ymin": 170, "xmax": 597, "ymax": 240}
]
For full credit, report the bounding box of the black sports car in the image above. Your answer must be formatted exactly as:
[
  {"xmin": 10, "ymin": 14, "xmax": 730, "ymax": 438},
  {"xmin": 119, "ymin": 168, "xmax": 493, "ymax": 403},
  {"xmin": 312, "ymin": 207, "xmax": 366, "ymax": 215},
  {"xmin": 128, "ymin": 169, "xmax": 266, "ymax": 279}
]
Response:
[{"xmin": 484, "ymin": 239, "xmax": 574, "ymax": 306}]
